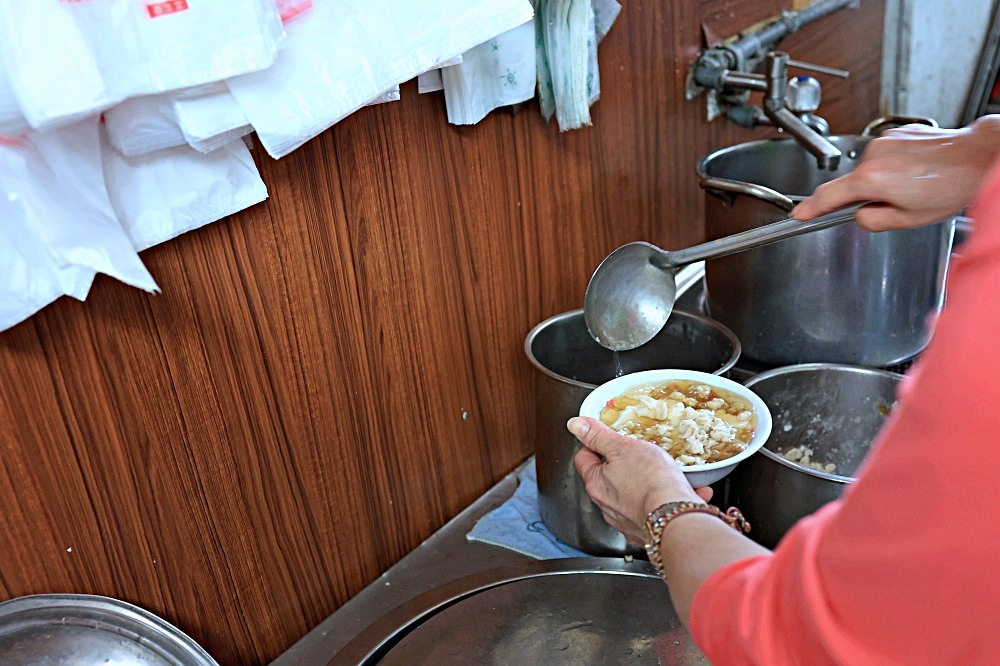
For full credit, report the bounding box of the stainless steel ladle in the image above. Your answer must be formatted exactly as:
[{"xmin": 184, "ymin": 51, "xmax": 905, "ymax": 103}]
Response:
[{"xmin": 583, "ymin": 202, "xmax": 867, "ymax": 351}]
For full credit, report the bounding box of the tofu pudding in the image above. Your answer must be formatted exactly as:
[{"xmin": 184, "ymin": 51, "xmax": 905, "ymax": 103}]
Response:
[{"xmin": 599, "ymin": 379, "xmax": 757, "ymax": 465}]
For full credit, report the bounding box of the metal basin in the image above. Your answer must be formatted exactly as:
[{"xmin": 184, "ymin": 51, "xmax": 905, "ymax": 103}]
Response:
[
  {"xmin": 725, "ymin": 363, "xmax": 903, "ymax": 548},
  {"xmin": 0, "ymin": 594, "xmax": 218, "ymax": 666},
  {"xmin": 333, "ymin": 558, "xmax": 708, "ymax": 665}
]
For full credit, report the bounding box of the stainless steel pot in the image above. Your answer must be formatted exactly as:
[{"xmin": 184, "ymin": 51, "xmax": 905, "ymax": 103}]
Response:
[
  {"xmin": 724, "ymin": 363, "xmax": 903, "ymax": 548},
  {"xmin": 696, "ymin": 135, "xmax": 954, "ymax": 366},
  {"xmin": 525, "ymin": 308, "xmax": 739, "ymax": 556}
]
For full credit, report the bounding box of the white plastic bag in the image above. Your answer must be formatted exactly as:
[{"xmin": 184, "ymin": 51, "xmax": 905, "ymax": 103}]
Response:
[
  {"xmin": 0, "ymin": 118, "xmax": 158, "ymax": 331},
  {"xmin": 101, "ymin": 131, "xmax": 268, "ymax": 252},
  {"xmin": 0, "ymin": 184, "xmax": 96, "ymax": 332},
  {"xmin": 172, "ymin": 85, "xmax": 253, "ymax": 154},
  {"xmin": 417, "ymin": 55, "xmax": 465, "ymax": 94},
  {"xmin": 441, "ymin": 20, "xmax": 536, "ymax": 125},
  {"xmin": 418, "ymin": 70, "xmax": 445, "ymax": 94},
  {"xmin": 0, "ymin": 0, "xmax": 284, "ymax": 130},
  {"xmin": 366, "ymin": 85, "xmax": 401, "ymax": 106},
  {"xmin": 226, "ymin": 0, "xmax": 534, "ymax": 158},
  {"xmin": 593, "ymin": 0, "xmax": 621, "ymax": 43},
  {"xmin": 587, "ymin": 0, "xmax": 621, "ymax": 105},
  {"xmin": 103, "ymin": 94, "xmax": 187, "ymax": 157},
  {"xmin": 0, "ymin": 39, "xmax": 28, "ymax": 137},
  {"xmin": 8, "ymin": 119, "xmax": 159, "ymax": 292}
]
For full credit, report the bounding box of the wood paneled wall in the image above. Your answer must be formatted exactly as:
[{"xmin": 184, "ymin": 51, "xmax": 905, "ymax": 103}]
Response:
[{"xmin": 0, "ymin": 1, "xmax": 885, "ymax": 663}]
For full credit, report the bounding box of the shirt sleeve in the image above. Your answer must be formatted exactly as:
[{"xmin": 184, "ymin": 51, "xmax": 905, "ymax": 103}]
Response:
[{"xmin": 688, "ymin": 164, "xmax": 1000, "ymax": 665}]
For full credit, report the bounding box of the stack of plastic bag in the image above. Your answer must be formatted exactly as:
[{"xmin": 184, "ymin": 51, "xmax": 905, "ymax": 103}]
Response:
[
  {"xmin": 0, "ymin": 0, "xmax": 283, "ymax": 131},
  {"xmin": 225, "ymin": 0, "xmax": 534, "ymax": 158},
  {"xmin": 0, "ymin": 118, "xmax": 269, "ymax": 333},
  {"xmin": 103, "ymin": 85, "xmax": 252, "ymax": 157},
  {"xmin": 536, "ymin": 0, "xmax": 620, "ymax": 131},
  {"xmin": 2, "ymin": 0, "xmax": 622, "ymax": 333},
  {"xmin": 440, "ymin": 20, "xmax": 536, "ymax": 125}
]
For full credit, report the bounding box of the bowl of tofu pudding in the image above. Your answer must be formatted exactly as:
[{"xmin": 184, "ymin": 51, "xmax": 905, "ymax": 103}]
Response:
[{"xmin": 579, "ymin": 369, "xmax": 772, "ymax": 487}]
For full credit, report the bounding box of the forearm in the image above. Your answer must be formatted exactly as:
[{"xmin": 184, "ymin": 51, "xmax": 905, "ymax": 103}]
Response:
[{"xmin": 657, "ymin": 512, "xmax": 770, "ymax": 625}]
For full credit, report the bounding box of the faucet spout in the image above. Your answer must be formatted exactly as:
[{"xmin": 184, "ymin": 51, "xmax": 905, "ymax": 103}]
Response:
[
  {"xmin": 761, "ymin": 52, "xmax": 841, "ymax": 170},
  {"xmin": 764, "ymin": 104, "xmax": 842, "ymax": 170}
]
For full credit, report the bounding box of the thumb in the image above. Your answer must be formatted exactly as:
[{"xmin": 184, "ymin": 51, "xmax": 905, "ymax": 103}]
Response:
[
  {"xmin": 567, "ymin": 416, "xmax": 627, "ymax": 459},
  {"xmin": 791, "ymin": 177, "xmax": 862, "ymax": 221}
]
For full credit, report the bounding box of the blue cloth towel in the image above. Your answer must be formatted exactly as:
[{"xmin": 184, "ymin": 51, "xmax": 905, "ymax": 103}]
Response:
[{"xmin": 467, "ymin": 460, "xmax": 590, "ymax": 559}]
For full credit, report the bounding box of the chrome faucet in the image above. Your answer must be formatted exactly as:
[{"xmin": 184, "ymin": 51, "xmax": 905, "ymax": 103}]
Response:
[
  {"xmin": 759, "ymin": 53, "xmax": 841, "ymax": 170},
  {"xmin": 686, "ymin": 0, "xmax": 856, "ymax": 170},
  {"xmin": 695, "ymin": 51, "xmax": 843, "ymax": 171}
]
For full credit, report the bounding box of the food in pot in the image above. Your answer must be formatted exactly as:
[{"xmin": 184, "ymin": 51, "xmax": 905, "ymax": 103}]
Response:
[
  {"xmin": 599, "ymin": 380, "xmax": 756, "ymax": 465},
  {"xmin": 780, "ymin": 446, "xmax": 837, "ymax": 473}
]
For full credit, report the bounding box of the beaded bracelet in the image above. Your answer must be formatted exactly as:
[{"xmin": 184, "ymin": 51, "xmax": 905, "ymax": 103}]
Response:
[{"xmin": 644, "ymin": 501, "xmax": 751, "ymax": 578}]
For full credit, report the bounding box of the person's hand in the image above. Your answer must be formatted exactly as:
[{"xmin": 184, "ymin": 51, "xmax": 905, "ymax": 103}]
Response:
[
  {"xmin": 568, "ymin": 416, "xmax": 707, "ymax": 546},
  {"xmin": 791, "ymin": 116, "xmax": 1000, "ymax": 231}
]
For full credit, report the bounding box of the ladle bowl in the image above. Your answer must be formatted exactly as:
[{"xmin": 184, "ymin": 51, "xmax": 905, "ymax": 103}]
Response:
[{"xmin": 584, "ymin": 203, "xmax": 865, "ymax": 351}]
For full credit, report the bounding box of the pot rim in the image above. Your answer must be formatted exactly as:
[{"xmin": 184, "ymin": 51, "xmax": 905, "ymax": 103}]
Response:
[
  {"xmin": 523, "ymin": 308, "xmax": 741, "ymax": 389},
  {"xmin": 744, "ymin": 363, "xmax": 905, "ymax": 483}
]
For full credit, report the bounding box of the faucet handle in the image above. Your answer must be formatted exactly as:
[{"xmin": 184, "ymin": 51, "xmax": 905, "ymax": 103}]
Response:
[
  {"xmin": 786, "ymin": 76, "xmax": 822, "ymax": 114},
  {"xmin": 786, "ymin": 59, "xmax": 850, "ymax": 79}
]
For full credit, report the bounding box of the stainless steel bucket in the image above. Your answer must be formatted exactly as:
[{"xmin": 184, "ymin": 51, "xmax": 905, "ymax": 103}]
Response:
[
  {"xmin": 525, "ymin": 308, "xmax": 740, "ymax": 556},
  {"xmin": 724, "ymin": 363, "xmax": 903, "ymax": 548},
  {"xmin": 696, "ymin": 136, "xmax": 954, "ymax": 366}
]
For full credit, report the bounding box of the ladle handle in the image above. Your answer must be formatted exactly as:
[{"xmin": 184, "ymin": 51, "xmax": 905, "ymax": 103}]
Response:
[{"xmin": 667, "ymin": 202, "xmax": 868, "ymax": 266}]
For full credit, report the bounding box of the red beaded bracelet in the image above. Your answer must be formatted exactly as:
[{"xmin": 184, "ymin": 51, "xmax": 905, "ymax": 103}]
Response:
[{"xmin": 644, "ymin": 501, "xmax": 751, "ymax": 578}]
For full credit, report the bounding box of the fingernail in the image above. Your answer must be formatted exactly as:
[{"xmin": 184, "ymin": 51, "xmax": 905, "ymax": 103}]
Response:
[{"xmin": 567, "ymin": 417, "xmax": 590, "ymax": 437}]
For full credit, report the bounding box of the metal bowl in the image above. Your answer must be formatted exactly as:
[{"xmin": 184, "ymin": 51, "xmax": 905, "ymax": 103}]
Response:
[
  {"xmin": 725, "ymin": 363, "xmax": 903, "ymax": 548},
  {"xmin": 0, "ymin": 594, "xmax": 218, "ymax": 666}
]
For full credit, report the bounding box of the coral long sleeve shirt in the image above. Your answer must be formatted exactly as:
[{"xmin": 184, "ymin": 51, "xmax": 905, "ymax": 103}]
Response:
[{"xmin": 689, "ymin": 166, "xmax": 1000, "ymax": 664}]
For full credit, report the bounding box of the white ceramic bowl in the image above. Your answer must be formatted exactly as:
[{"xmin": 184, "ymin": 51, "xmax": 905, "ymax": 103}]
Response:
[{"xmin": 579, "ymin": 369, "xmax": 772, "ymax": 487}]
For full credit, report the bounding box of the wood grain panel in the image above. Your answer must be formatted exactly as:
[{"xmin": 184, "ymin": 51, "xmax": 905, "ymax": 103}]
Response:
[{"xmin": 0, "ymin": 1, "xmax": 886, "ymax": 663}]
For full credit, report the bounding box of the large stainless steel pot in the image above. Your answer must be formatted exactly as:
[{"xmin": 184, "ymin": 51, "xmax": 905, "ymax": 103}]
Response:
[
  {"xmin": 696, "ymin": 135, "xmax": 954, "ymax": 366},
  {"xmin": 525, "ymin": 307, "xmax": 739, "ymax": 556},
  {"xmin": 725, "ymin": 363, "xmax": 903, "ymax": 548}
]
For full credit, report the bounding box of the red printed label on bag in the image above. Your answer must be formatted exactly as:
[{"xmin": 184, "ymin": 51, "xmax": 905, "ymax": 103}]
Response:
[
  {"xmin": 145, "ymin": 0, "xmax": 188, "ymax": 18},
  {"xmin": 277, "ymin": 0, "xmax": 312, "ymax": 24}
]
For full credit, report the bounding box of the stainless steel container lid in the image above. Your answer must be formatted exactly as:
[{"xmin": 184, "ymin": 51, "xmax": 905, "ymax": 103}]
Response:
[{"xmin": 0, "ymin": 594, "xmax": 219, "ymax": 666}]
